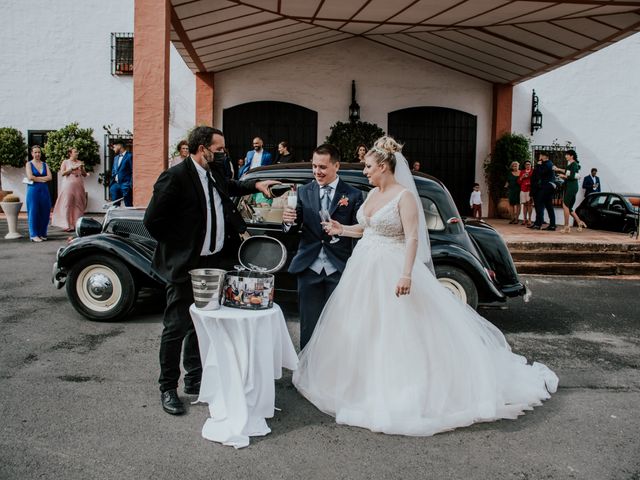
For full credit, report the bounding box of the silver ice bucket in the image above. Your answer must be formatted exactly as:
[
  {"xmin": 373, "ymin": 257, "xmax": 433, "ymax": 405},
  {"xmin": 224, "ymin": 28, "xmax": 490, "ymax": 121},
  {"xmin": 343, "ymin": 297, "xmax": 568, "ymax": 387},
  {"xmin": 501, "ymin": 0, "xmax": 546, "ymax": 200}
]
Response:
[{"xmin": 189, "ymin": 268, "xmax": 226, "ymax": 310}]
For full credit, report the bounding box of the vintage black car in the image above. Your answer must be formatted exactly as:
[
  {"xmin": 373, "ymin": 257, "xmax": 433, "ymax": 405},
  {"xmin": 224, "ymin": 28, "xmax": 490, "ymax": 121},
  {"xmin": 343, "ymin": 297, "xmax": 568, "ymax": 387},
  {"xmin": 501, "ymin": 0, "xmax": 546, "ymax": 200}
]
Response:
[
  {"xmin": 575, "ymin": 192, "xmax": 640, "ymax": 234},
  {"xmin": 53, "ymin": 163, "xmax": 526, "ymax": 321}
]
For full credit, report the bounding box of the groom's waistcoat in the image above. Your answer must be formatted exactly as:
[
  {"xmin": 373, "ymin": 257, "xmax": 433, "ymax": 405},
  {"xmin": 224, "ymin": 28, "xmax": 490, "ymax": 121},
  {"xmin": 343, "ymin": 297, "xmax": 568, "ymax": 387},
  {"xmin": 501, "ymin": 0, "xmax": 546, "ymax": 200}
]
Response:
[{"xmin": 287, "ymin": 179, "xmax": 363, "ymax": 275}]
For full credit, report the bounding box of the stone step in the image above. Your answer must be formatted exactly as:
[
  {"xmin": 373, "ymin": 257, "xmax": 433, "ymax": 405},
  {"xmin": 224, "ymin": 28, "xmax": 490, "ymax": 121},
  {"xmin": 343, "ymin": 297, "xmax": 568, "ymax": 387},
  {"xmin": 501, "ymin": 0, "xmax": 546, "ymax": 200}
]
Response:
[
  {"xmin": 515, "ymin": 261, "xmax": 640, "ymax": 276},
  {"xmin": 510, "ymin": 250, "xmax": 640, "ymax": 263},
  {"xmin": 507, "ymin": 241, "xmax": 640, "ymax": 252}
]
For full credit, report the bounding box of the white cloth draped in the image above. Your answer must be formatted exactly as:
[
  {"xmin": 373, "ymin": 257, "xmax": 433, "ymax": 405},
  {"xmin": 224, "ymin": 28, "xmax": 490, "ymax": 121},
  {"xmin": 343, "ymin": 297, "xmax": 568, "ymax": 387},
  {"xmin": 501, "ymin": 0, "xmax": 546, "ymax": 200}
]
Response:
[{"xmin": 190, "ymin": 304, "xmax": 298, "ymax": 448}]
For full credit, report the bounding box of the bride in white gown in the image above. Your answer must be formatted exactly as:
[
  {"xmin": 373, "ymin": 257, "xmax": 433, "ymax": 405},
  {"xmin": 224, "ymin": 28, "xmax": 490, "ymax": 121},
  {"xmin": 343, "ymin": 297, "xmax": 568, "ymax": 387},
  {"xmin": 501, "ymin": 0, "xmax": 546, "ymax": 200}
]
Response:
[{"xmin": 292, "ymin": 136, "xmax": 558, "ymax": 436}]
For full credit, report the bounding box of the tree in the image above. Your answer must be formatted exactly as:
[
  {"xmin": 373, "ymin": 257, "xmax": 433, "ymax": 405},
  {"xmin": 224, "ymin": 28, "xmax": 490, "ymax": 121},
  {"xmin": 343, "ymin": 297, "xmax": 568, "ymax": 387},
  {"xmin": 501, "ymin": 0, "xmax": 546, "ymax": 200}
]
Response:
[
  {"xmin": 325, "ymin": 121, "xmax": 385, "ymax": 161},
  {"xmin": 43, "ymin": 123, "xmax": 100, "ymax": 172},
  {"xmin": 484, "ymin": 132, "xmax": 531, "ymax": 206},
  {"xmin": 0, "ymin": 127, "xmax": 28, "ymax": 191}
]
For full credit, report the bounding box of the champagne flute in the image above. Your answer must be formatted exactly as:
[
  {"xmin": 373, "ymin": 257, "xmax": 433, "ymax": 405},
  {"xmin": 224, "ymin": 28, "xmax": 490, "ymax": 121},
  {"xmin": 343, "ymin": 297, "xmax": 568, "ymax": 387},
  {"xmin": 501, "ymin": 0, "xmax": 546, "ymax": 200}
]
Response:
[
  {"xmin": 286, "ymin": 190, "xmax": 297, "ymax": 225},
  {"xmin": 319, "ymin": 209, "xmax": 340, "ymax": 243}
]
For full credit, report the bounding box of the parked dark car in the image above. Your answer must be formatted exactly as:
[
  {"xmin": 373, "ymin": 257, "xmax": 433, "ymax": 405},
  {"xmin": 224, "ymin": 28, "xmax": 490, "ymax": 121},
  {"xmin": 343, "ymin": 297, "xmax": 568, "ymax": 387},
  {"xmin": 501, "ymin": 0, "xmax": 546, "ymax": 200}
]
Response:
[
  {"xmin": 53, "ymin": 162, "xmax": 526, "ymax": 321},
  {"xmin": 575, "ymin": 192, "xmax": 640, "ymax": 234}
]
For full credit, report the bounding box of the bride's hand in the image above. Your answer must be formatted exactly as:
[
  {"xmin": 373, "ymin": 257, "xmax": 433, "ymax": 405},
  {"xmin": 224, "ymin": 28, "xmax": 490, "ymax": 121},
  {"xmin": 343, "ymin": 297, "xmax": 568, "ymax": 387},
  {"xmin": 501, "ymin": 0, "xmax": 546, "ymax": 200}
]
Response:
[
  {"xmin": 322, "ymin": 219, "xmax": 343, "ymax": 236},
  {"xmin": 395, "ymin": 277, "xmax": 411, "ymax": 297}
]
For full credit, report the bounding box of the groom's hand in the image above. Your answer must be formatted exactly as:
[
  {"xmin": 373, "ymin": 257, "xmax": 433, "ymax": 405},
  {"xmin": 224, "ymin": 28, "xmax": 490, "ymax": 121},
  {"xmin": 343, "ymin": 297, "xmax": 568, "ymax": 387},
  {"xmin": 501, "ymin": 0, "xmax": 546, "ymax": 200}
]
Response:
[{"xmin": 283, "ymin": 206, "xmax": 297, "ymax": 224}]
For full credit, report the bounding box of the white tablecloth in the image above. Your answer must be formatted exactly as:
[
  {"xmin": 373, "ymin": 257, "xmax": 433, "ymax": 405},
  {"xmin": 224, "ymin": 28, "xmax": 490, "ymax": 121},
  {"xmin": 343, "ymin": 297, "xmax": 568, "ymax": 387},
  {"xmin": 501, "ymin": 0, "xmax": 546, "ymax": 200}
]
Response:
[{"xmin": 190, "ymin": 303, "xmax": 298, "ymax": 448}]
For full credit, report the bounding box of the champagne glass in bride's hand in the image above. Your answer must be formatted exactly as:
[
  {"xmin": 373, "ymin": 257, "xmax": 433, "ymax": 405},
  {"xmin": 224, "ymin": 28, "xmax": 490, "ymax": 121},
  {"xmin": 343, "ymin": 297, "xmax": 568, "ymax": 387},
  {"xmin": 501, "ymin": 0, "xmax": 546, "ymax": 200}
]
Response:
[{"xmin": 319, "ymin": 209, "xmax": 340, "ymax": 243}]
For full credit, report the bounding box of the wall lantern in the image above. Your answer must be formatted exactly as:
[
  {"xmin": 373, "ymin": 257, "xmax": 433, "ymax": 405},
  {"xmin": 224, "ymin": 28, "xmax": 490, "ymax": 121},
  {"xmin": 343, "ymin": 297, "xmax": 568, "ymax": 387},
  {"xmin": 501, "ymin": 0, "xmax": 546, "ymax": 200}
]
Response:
[
  {"xmin": 531, "ymin": 89, "xmax": 543, "ymax": 135},
  {"xmin": 349, "ymin": 80, "xmax": 360, "ymax": 123}
]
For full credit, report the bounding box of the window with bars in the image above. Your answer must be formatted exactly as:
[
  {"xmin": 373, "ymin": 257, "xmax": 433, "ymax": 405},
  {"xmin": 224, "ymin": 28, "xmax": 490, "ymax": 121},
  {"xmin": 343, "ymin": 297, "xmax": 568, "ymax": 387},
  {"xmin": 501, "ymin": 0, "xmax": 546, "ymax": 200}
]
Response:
[{"xmin": 111, "ymin": 33, "xmax": 133, "ymax": 75}]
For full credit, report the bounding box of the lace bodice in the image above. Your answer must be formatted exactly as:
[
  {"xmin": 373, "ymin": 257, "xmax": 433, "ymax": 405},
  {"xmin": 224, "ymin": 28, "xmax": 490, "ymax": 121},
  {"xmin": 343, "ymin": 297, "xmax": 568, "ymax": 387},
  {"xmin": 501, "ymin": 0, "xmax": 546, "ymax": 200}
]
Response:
[{"xmin": 357, "ymin": 189, "xmax": 406, "ymax": 248}]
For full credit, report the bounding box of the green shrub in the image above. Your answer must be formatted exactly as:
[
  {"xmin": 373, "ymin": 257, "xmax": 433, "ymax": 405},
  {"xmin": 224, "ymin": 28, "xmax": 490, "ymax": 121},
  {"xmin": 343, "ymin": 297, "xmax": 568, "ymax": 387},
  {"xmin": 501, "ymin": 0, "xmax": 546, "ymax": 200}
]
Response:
[
  {"xmin": 325, "ymin": 121, "xmax": 385, "ymax": 162},
  {"xmin": 43, "ymin": 123, "xmax": 100, "ymax": 172},
  {"xmin": 484, "ymin": 133, "xmax": 531, "ymax": 206},
  {"xmin": 0, "ymin": 127, "xmax": 28, "ymax": 191},
  {"xmin": 2, "ymin": 194, "xmax": 20, "ymax": 202}
]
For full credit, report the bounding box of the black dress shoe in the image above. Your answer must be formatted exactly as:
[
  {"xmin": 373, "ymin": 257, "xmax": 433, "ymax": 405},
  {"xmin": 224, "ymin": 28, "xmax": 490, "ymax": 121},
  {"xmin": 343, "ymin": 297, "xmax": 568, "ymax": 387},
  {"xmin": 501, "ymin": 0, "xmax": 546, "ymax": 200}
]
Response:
[
  {"xmin": 161, "ymin": 389, "xmax": 185, "ymax": 415},
  {"xmin": 528, "ymin": 225, "xmax": 541, "ymax": 230},
  {"xmin": 184, "ymin": 381, "xmax": 201, "ymax": 395},
  {"xmin": 542, "ymin": 226, "xmax": 556, "ymax": 231}
]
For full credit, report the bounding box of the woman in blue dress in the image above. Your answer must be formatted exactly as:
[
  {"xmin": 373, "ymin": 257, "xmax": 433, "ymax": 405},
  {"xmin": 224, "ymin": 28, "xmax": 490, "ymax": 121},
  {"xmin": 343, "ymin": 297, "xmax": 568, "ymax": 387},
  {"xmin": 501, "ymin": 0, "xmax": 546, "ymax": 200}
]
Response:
[{"xmin": 25, "ymin": 145, "xmax": 52, "ymax": 242}]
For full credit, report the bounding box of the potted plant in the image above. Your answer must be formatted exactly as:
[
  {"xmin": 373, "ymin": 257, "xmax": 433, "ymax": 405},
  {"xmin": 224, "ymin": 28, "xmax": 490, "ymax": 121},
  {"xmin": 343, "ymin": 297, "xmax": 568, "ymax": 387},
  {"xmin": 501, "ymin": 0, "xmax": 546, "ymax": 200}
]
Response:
[
  {"xmin": 325, "ymin": 121, "xmax": 385, "ymax": 161},
  {"xmin": 0, "ymin": 193, "xmax": 23, "ymax": 239},
  {"xmin": 43, "ymin": 122, "xmax": 100, "ymax": 173},
  {"xmin": 0, "ymin": 127, "xmax": 28, "ymax": 201},
  {"xmin": 484, "ymin": 132, "xmax": 531, "ymax": 218}
]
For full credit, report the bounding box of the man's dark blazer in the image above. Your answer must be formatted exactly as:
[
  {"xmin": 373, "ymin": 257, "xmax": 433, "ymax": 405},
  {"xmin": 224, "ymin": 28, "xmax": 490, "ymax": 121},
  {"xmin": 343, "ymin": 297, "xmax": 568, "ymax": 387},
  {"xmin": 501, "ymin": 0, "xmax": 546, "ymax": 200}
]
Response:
[
  {"xmin": 582, "ymin": 175, "xmax": 601, "ymax": 194},
  {"xmin": 143, "ymin": 157, "xmax": 257, "ymax": 284},
  {"xmin": 287, "ymin": 179, "xmax": 363, "ymax": 274},
  {"xmin": 111, "ymin": 151, "xmax": 133, "ymax": 186}
]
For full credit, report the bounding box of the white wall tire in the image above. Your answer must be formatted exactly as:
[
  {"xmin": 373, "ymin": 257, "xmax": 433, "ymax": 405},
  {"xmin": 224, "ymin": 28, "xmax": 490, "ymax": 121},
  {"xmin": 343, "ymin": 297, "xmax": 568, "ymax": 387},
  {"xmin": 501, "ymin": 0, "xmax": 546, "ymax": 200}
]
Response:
[{"xmin": 435, "ymin": 265, "xmax": 479, "ymax": 310}]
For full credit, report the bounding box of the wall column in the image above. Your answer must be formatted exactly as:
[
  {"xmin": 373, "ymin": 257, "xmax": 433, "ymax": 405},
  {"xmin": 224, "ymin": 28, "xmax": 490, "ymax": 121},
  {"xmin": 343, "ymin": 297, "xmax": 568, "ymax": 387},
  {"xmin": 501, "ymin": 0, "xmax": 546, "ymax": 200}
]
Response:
[
  {"xmin": 489, "ymin": 83, "xmax": 513, "ymax": 216},
  {"xmin": 132, "ymin": 0, "xmax": 170, "ymax": 206},
  {"xmin": 196, "ymin": 72, "xmax": 215, "ymax": 126}
]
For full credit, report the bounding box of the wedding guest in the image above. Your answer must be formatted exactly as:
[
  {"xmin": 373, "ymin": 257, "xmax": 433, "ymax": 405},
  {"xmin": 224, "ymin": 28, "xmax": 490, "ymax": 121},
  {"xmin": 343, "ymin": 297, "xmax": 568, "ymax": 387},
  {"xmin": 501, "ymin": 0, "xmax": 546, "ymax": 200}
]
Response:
[
  {"xmin": 556, "ymin": 149, "xmax": 587, "ymax": 233},
  {"xmin": 25, "ymin": 145, "xmax": 52, "ymax": 242},
  {"xmin": 109, "ymin": 139, "xmax": 133, "ymax": 206},
  {"xmin": 412, "ymin": 161, "xmax": 421, "ymax": 172},
  {"xmin": 282, "ymin": 144, "xmax": 363, "ymax": 349},
  {"xmin": 506, "ymin": 161, "xmax": 521, "ymax": 224},
  {"xmin": 52, "ymin": 147, "xmax": 87, "ymax": 232},
  {"xmin": 582, "ymin": 168, "xmax": 601, "ymax": 196},
  {"xmin": 235, "ymin": 158, "xmax": 245, "ymax": 179},
  {"xmin": 469, "ymin": 183, "xmax": 482, "ymax": 219},
  {"xmin": 169, "ymin": 140, "xmax": 189, "ymax": 168},
  {"xmin": 518, "ymin": 160, "xmax": 533, "ymax": 226},
  {"xmin": 276, "ymin": 141, "xmax": 296, "ymax": 163},
  {"xmin": 143, "ymin": 126, "xmax": 278, "ymax": 416},
  {"xmin": 238, "ymin": 136, "xmax": 273, "ymax": 176},
  {"xmin": 355, "ymin": 144, "xmax": 367, "ymax": 163},
  {"xmin": 529, "ymin": 153, "xmax": 556, "ymax": 231}
]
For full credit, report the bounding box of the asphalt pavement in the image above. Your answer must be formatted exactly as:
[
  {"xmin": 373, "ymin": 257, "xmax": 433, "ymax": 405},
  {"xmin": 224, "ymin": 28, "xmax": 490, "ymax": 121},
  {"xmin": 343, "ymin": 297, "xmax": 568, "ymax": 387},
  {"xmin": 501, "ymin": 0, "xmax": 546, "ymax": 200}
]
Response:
[{"xmin": 1, "ymin": 232, "xmax": 639, "ymax": 480}]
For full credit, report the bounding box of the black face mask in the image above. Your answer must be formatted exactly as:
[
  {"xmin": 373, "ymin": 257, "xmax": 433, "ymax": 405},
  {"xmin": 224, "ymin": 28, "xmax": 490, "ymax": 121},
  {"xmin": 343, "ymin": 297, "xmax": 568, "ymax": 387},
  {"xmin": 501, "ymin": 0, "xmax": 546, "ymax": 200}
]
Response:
[{"xmin": 207, "ymin": 151, "xmax": 227, "ymax": 172}]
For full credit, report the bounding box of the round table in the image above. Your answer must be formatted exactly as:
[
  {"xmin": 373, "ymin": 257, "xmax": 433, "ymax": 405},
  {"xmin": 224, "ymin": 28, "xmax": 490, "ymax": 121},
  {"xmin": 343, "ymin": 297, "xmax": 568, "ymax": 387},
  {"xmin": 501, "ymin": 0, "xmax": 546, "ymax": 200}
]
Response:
[{"xmin": 190, "ymin": 303, "xmax": 298, "ymax": 448}]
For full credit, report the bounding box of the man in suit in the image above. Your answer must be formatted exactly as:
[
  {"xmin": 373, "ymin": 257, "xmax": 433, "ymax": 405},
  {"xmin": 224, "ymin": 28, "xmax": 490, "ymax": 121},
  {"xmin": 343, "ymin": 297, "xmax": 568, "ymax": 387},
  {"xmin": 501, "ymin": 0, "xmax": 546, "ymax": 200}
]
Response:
[
  {"xmin": 238, "ymin": 137, "xmax": 273, "ymax": 177},
  {"xmin": 529, "ymin": 152, "xmax": 556, "ymax": 231},
  {"xmin": 282, "ymin": 144, "xmax": 363, "ymax": 349},
  {"xmin": 582, "ymin": 168, "xmax": 601, "ymax": 196},
  {"xmin": 144, "ymin": 126, "xmax": 278, "ymax": 415},
  {"xmin": 109, "ymin": 139, "xmax": 133, "ymax": 206}
]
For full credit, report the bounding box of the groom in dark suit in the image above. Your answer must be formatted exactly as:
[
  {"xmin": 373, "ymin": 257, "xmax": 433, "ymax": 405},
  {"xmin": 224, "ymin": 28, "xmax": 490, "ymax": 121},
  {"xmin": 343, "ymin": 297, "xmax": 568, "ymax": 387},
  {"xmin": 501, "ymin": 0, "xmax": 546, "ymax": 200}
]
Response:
[
  {"xmin": 282, "ymin": 144, "xmax": 363, "ymax": 349},
  {"xmin": 144, "ymin": 126, "xmax": 278, "ymax": 415}
]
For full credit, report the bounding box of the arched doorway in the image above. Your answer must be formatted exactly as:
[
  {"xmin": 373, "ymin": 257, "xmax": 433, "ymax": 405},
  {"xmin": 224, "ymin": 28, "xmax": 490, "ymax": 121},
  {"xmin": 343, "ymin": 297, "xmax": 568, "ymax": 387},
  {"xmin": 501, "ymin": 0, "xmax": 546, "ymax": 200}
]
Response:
[
  {"xmin": 223, "ymin": 101, "xmax": 318, "ymax": 167},
  {"xmin": 388, "ymin": 107, "xmax": 477, "ymax": 212}
]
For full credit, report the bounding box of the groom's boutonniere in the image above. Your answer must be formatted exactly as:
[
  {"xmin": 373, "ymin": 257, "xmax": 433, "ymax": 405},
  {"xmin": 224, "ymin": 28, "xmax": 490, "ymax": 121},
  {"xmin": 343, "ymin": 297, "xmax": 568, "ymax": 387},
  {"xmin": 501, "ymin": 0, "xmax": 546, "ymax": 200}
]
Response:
[{"xmin": 338, "ymin": 195, "xmax": 349, "ymax": 207}]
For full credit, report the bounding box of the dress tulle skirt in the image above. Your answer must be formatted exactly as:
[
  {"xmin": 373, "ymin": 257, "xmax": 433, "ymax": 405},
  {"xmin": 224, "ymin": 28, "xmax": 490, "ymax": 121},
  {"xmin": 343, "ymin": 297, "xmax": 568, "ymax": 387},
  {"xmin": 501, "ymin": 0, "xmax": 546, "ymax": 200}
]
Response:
[{"xmin": 292, "ymin": 237, "xmax": 558, "ymax": 436}]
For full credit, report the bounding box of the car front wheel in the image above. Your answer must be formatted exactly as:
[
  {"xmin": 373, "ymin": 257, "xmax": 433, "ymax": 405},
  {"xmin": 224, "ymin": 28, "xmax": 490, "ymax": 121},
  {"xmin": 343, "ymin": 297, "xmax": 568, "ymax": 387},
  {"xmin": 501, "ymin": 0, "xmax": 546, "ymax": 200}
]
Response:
[
  {"xmin": 66, "ymin": 254, "xmax": 138, "ymax": 321},
  {"xmin": 435, "ymin": 264, "xmax": 479, "ymax": 310}
]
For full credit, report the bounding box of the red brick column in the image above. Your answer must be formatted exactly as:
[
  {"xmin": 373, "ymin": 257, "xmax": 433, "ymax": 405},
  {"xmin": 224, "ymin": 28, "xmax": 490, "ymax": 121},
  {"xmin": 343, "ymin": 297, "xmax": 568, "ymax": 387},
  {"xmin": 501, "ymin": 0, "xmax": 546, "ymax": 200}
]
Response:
[
  {"xmin": 196, "ymin": 73, "xmax": 215, "ymax": 127},
  {"xmin": 489, "ymin": 83, "xmax": 513, "ymax": 217},
  {"xmin": 132, "ymin": 0, "xmax": 170, "ymax": 206}
]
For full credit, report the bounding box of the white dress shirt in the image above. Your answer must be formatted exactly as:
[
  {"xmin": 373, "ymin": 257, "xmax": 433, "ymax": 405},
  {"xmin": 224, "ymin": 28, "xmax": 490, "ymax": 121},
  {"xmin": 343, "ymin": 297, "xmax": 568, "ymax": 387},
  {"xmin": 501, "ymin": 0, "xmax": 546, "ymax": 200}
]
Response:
[
  {"xmin": 309, "ymin": 177, "xmax": 340, "ymax": 275},
  {"xmin": 250, "ymin": 150, "xmax": 263, "ymax": 169},
  {"xmin": 192, "ymin": 158, "xmax": 225, "ymax": 255},
  {"xmin": 470, "ymin": 190, "xmax": 482, "ymax": 206},
  {"xmin": 113, "ymin": 154, "xmax": 122, "ymax": 182}
]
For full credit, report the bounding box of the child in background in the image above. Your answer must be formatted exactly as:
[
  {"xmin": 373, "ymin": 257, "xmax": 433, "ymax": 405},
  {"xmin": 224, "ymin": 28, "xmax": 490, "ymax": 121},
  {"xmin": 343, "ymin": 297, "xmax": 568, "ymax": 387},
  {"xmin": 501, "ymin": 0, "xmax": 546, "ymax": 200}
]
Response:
[{"xmin": 470, "ymin": 183, "xmax": 482, "ymax": 219}]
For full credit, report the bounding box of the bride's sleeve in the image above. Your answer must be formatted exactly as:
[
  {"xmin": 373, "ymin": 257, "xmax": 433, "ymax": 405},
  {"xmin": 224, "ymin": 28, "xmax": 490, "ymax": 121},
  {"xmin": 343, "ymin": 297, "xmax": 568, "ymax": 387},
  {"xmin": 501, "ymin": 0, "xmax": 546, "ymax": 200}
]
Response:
[{"xmin": 398, "ymin": 191, "xmax": 419, "ymax": 278}]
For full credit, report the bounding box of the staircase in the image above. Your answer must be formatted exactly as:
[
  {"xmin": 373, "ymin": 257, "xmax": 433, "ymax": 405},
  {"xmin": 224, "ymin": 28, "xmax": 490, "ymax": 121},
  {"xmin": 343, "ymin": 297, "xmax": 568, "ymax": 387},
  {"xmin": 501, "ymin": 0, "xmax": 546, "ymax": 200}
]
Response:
[{"xmin": 509, "ymin": 241, "xmax": 640, "ymax": 276}]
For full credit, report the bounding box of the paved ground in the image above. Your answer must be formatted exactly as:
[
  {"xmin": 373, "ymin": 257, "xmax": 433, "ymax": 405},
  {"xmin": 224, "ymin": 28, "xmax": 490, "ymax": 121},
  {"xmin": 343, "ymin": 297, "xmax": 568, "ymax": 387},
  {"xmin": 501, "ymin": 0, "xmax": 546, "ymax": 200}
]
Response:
[{"xmin": 1, "ymin": 227, "xmax": 640, "ymax": 479}]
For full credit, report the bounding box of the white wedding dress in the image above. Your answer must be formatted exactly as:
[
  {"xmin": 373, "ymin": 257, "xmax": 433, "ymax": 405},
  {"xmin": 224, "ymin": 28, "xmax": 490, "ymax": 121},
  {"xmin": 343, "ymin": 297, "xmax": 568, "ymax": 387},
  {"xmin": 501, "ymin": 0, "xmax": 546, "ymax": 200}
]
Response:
[{"xmin": 293, "ymin": 189, "xmax": 558, "ymax": 436}]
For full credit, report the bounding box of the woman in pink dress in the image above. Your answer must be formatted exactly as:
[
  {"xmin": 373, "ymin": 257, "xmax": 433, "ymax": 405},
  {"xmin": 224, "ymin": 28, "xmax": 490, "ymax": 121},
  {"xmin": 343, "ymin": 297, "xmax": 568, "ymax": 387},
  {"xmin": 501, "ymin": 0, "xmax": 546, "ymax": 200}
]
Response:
[{"xmin": 52, "ymin": 148, "xmax": 88, "ymax": 232}]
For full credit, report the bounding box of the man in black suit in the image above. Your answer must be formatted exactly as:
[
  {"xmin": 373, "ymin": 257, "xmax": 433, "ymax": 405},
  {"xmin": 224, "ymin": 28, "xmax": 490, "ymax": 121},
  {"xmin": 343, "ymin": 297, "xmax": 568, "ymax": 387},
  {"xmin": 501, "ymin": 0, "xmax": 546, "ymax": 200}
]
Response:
[
  {"xmin": 144, "ymin": 126, "xmax": 278, "ymax": 415},
  {"xmin": 282, "ymin": 144, "xmax": 363, "ymax": 349},
  {"xmin": 582, "ymin": 168, "xmax": 601, "ymax": 196}
]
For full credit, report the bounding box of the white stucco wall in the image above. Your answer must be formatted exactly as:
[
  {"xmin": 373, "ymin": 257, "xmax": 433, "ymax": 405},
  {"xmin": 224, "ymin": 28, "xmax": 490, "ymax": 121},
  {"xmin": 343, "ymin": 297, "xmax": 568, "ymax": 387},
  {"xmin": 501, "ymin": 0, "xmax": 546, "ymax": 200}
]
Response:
[
  {"xmin": 213, "ymin": 38, "xmax": 494, "ymax": 206},
  {"xmin": 0, "ymin": 0, "xmax": 195, "ymax": 212},
  {"xmin": 513, "ymin": 32, "xmax": 640, "ymax": 200}
]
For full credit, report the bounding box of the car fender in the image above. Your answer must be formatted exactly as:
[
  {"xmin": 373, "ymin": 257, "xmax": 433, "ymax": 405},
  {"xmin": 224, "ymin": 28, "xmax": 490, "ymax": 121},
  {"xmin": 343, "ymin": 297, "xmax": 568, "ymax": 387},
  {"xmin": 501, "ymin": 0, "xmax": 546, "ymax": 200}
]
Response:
[
  {"xmin": 54, "ymin": 234, "xmax": 164, "ymax": 287},
  {"xmin": 431, "ymin": 243, "xmax": 504, "ymax": 301}
]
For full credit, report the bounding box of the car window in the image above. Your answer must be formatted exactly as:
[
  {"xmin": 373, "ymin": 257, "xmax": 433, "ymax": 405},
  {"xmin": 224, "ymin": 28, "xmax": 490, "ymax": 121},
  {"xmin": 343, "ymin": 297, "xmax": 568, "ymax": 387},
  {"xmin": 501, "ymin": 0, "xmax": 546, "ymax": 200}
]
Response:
[
  {"xmin": 588, "ymin": 195, "xmax": 607, "ymax": 209},
  {"xmin": 608, "ymin": 196, "xmax": 625, "ymax": 210},
  {"xmin": 421, "ymin": 197, "xmax": 445, "ymax": 231}
]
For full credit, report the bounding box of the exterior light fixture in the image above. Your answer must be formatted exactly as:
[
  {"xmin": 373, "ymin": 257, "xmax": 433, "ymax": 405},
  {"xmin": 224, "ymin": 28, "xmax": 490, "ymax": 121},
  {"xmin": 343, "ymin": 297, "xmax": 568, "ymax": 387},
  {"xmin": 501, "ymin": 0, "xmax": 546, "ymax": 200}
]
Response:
[
  {"xmin": 349, "ymin": 80, "xmax": 360, "ymax": 123},
  {"xmin": 531, "ymin": 89, "xmax": 543, "ymax": 135}
]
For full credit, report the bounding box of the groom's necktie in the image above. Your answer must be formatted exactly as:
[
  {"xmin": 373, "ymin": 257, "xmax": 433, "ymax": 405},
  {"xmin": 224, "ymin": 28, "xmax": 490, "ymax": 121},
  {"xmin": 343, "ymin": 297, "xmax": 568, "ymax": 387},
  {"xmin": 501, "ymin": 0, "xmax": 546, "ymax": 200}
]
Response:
[
  {"xmin": 206, "ymin": 173, "xmax": 218, "ymax": 253},
  {"xmin": 321, "ymin": 185, "xmax": 332, "ymax": 211}
]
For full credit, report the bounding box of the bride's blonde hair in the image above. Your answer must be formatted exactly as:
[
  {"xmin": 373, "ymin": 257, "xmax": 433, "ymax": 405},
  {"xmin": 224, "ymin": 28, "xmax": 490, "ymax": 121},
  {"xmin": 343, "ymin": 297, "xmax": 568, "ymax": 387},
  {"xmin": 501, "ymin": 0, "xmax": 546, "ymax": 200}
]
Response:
[{"xmin": 367, "ymin": 136, "xmax": 403, "ymax": 173}]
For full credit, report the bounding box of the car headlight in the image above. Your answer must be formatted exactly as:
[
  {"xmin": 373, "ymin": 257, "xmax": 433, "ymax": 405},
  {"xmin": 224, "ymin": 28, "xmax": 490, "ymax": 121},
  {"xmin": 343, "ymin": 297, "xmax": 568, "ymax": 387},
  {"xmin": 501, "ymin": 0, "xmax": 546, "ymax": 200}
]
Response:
[{"xmin": 75, "ymin": 217, "xmax": 102, "ymax": 237}]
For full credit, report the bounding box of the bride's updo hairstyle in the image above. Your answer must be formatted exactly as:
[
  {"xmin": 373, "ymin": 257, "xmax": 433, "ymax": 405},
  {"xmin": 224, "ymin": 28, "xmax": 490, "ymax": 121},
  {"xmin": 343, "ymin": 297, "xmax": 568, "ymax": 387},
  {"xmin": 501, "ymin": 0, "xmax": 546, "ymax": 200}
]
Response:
[{"xmin": 367, "ymin": 136, "xmax": 403, "ymax": 174}]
